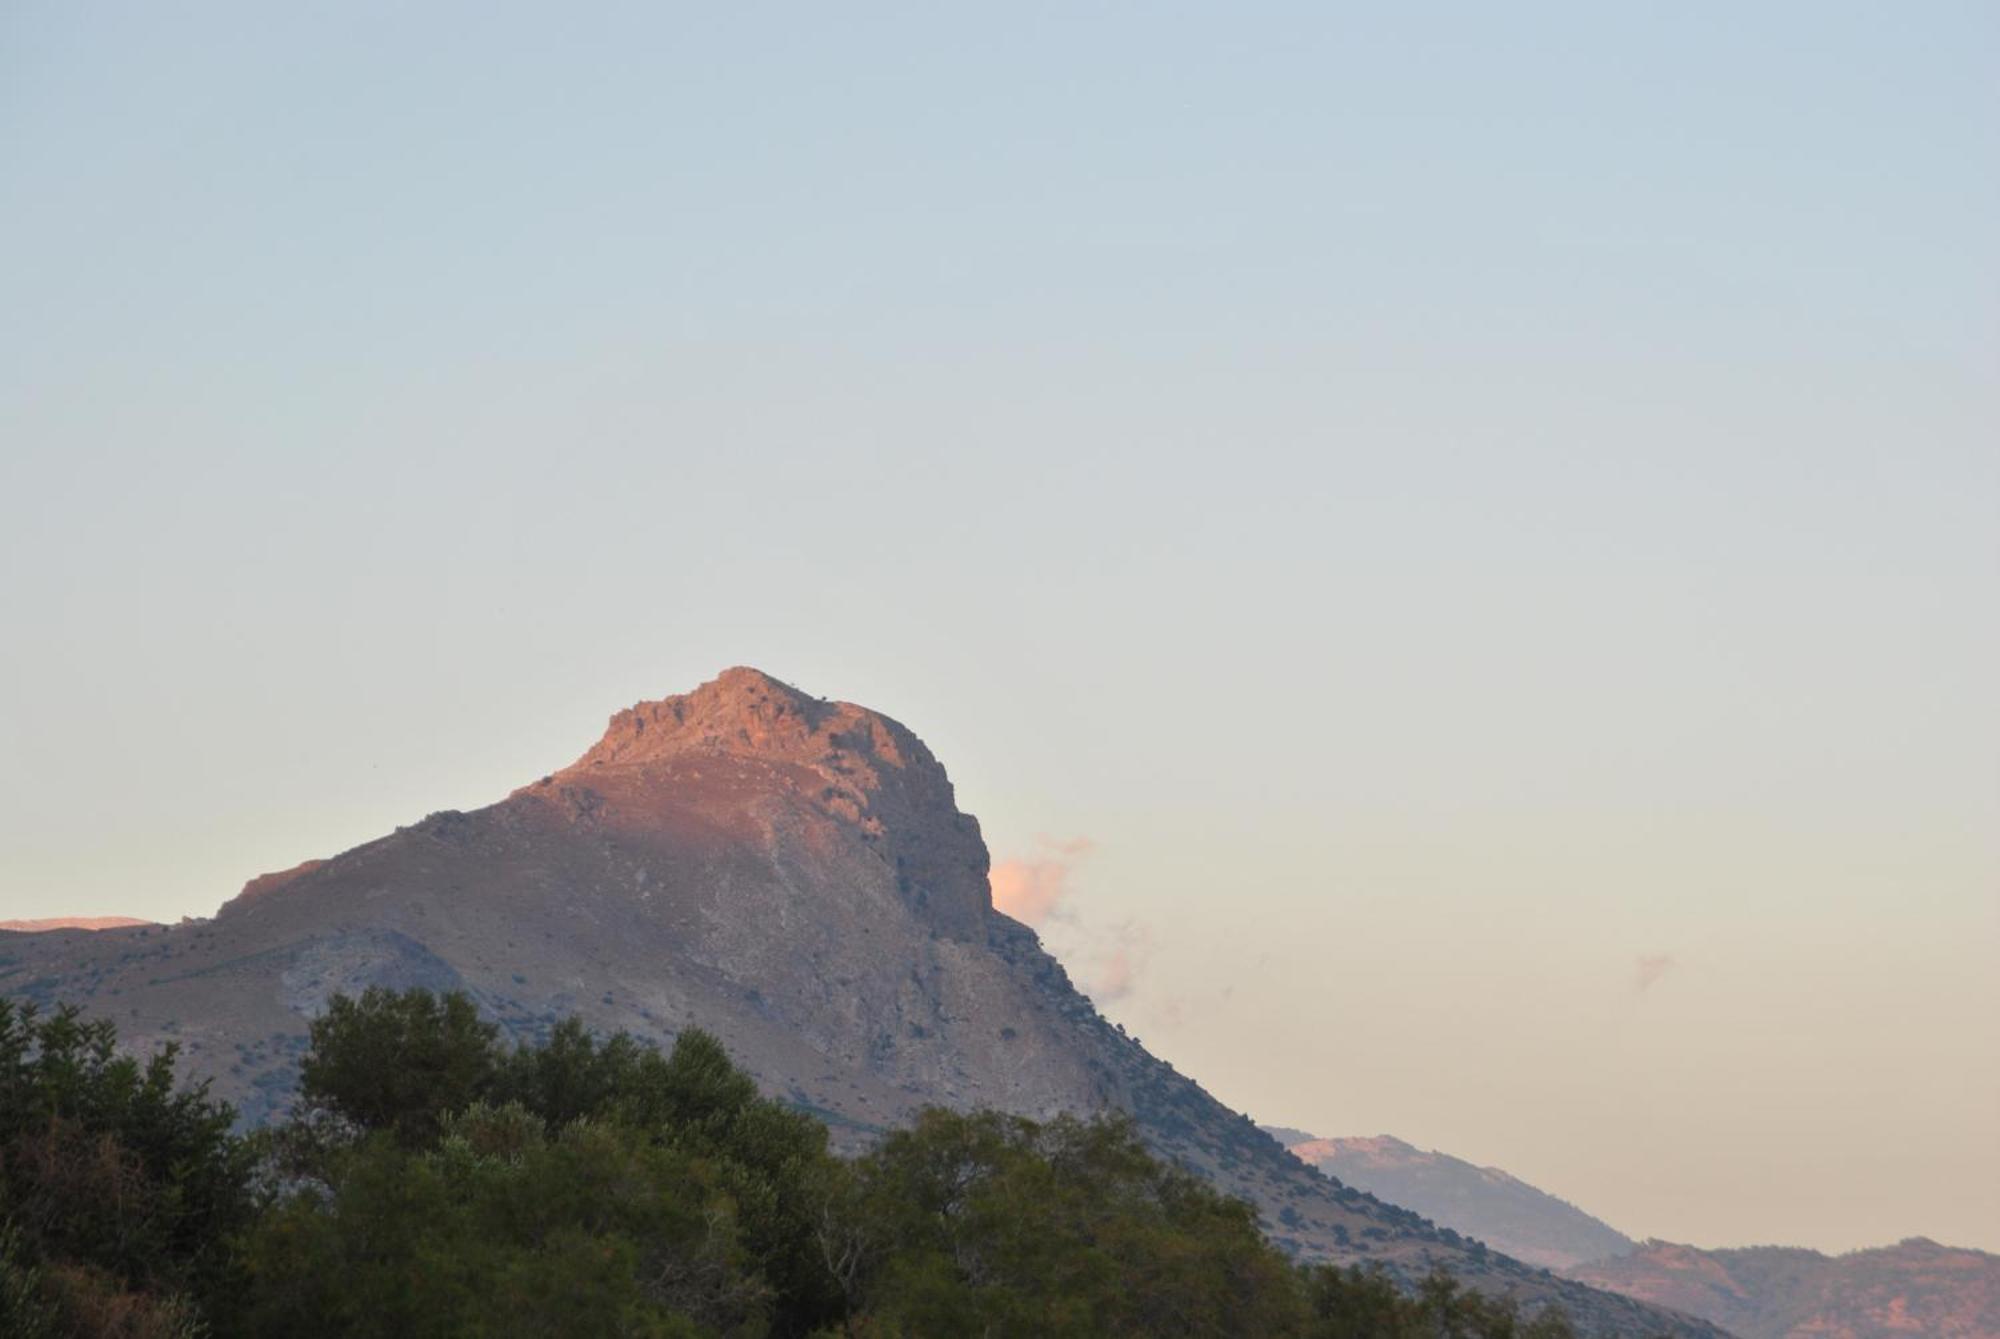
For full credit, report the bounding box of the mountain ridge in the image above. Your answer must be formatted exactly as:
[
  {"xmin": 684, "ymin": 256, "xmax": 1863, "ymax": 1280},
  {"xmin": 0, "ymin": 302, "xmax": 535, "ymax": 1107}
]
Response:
[
  {"xmin": 1566, "ymin": 1237, "xmax": 2000, "ymax": 1339},
  {"xmin": 1267, "ymin": 1124, "xmax": 1999, "ymax": 1337},
  {"xmin": 0, "ymin": 916, "xmax": 156, "ymax": 932},
  {"xmin": 1266, "ymin": 1127, "xmax": 1636, "ymax": 1270},
  {"xmin": 0, "ymin": 668, "xmax": 1730, "ymax": 1339}
]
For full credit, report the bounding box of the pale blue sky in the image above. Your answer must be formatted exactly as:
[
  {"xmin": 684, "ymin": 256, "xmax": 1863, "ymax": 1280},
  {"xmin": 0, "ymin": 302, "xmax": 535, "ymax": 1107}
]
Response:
[{"xmin": 3, "ymin": 3, "xmax": 1995, "ymax": 1252}]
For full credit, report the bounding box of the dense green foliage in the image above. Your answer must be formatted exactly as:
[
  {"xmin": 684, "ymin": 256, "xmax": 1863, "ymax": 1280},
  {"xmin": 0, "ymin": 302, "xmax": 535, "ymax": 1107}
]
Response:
[
  {"xmin": 829, "ymin": 1107, "xmax": 1307, "ymax": 1336},
  {"xmin": 0, "ymin": 989, "xmax": 1613, "ymax": 1337},
  {"xmin": 0, "ymin": 998, "xmax": 254, "ymax": 1337},
  {"xmin": 298, "ymin": 988, "xmax": 500, "ymax": 1146}
]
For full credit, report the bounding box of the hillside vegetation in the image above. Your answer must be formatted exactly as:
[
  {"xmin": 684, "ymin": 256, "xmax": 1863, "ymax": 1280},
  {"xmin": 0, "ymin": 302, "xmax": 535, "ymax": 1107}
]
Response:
[{"xmin": 0, "ymin": 988, "xmax": 1636, "ymax": 1338}]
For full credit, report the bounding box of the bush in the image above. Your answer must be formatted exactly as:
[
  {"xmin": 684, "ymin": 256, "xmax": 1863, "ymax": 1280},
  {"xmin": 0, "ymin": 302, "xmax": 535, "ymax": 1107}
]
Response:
[
  {"xmin": 0, "ymin": 999, "xmax": 254, "ymax": 1326},
  {"xmin": 1, "ymin": 990, "xmax": 1585, "ymax": 1339},
  {"xmin": 830, "ymin": 1107, "xmax": 1309, "ymax": 1337},
  {"xmin": 298, "ymin": 986, "xmax": 504, "ymax": 1144},
  {"xmin": 234, "ymin": 1106, "xmax": 747, "ymax": 1337},
  {"xmin": 288, "ymin": 995, "xmax": 845, "ymax": 1337}
]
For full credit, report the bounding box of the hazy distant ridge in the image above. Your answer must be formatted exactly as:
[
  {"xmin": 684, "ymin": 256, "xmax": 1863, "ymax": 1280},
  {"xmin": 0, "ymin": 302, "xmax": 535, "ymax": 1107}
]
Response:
[
  {"xmin": 1269, "ymin": 1125, "xmax": 2000, "ymax": 1338},
  {"xmin": 1, "ymin": 916, "xmax": 155, "ymax": 933},
  {"xmin": 1266, "ymin": 1127, "xmax": 1635, "ymax": 1270},
  {"xmin": 1566, "ymin": 1237, "xmax": 2000, "ymax": 1339}
]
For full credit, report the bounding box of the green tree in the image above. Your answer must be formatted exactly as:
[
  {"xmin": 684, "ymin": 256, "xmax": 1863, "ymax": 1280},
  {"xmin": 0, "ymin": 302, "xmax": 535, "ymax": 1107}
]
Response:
[
  {"xmin": 0, "ymin": 998, "xmax": 255, "ymax": 1333},
  {"xmin": 234, "ymin": 1103, "xmax": 755, "ymax": 1337},
  {"xmin": 284, "ymin": 993, "xmax": 846, "ymax": 1337},
  {"xmin": 1302, "ymin": 1263, "xmax": 1419, "ymax": 1338},
  {"xmin": 834, "ymin": 1107, "xmax": 1309, "ymax": 1337},
  {"xmin": 0, "ymin": 1219, "xmax": 56, "ymax": 1339},
  {"xmin": 1, "ymin": 989, "xmax": 1598, "ymax": 1339},
  {"xmin": 298, "ymin": 987, "xmax": 504, "ymax": 1145},
  {"xmin": 494, "ymin": 1017, "xmax": 847, "ymax": 1336}
]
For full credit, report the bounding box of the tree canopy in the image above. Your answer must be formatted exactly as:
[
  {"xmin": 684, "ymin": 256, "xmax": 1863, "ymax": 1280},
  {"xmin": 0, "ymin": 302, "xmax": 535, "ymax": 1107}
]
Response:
[{"xmin": 0, "ymin": 989, "xmax": 1608, "ymax": 1338}]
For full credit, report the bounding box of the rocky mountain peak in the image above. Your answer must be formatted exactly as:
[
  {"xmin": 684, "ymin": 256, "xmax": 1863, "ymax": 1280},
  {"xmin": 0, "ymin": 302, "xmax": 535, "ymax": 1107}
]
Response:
[
  {"xmin": 572, "ymin": 667, "xmax": 842, "ymax": 769},
  {"xmin": 564, "ymin": 668, "xmax": 949, "ymax": 792},
  {"xmin": 552, "ymin": 667, "xmax": 991, "ymax": 938}
]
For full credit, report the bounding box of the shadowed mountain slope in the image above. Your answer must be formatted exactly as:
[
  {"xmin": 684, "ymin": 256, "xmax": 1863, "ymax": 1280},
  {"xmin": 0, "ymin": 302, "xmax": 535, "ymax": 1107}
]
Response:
[
  {"xmin": 0, "ymin": 668, "xmax": 1729, "ymax": 1338},
  {"xmin": 1268, "ymin": 1128, "xmax": 1636, "ymax": 1270}
]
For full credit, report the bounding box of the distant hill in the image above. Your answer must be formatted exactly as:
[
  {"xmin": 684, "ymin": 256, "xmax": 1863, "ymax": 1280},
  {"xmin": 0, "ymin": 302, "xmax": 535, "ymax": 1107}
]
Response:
[
  {"xmin": 1566, "ymin": 1237, "xmax": 2000, "ymax": 1339},
  {"xmin": 1268, "ymin": 1124, "xmax": 2000, "ymax": 1338},
  {"xmin": 1, "ymin": 916, "xmax": 155, "ymax": 933},
  {"xmin": 1267, "ymin": 1128, "xmax": 1635, "ymax": 1269},
  {"xmin": 0, "ymin": 667, "xmax": 1728, "ymax": 1339}
]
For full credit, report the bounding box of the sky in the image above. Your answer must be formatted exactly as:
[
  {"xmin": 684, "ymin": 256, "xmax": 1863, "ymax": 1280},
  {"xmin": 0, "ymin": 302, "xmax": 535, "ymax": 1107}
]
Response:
[{"xmin": 3, "ymin": 2, "xmax": 1995, "ymax": 1254}]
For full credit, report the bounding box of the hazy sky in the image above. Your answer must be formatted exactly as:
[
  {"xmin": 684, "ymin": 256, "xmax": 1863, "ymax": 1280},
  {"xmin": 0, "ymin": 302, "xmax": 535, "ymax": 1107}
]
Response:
[{"xmin": 4, "ymin": 3, "xmax": 1995, "ymax": 1254}]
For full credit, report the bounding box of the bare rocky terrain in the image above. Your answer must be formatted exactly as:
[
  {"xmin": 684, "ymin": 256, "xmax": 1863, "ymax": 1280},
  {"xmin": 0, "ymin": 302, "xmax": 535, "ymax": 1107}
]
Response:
[{"xmin": 0, "ymin": 667, "xmax": 1729, "ymax": 1338}]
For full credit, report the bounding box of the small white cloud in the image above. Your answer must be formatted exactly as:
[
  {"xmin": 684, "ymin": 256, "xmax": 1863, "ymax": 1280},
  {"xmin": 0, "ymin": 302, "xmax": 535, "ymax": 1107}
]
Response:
[{"xmin": 988, "ymin": 836, "xmax": 1094, "ymax": 928}]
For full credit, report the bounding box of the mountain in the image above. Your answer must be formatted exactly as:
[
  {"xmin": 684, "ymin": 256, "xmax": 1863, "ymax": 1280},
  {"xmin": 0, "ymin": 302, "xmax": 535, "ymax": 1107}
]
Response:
[
  {"xmin": 1268, "ymin": 1128, "xmax": 1636, "ymax": 1270},
  {"xmin": 1565, "ymin": 1238, "xmax": 2000, "ymax": 1339},
  {"xmin": 1267, "ymin": 1125, "xmax": 2000, "ymax": 1338},
  {"xmin": 0, "ymin": 916, "xmax": 155, "ymax": 932},
  {"xmin": 0, "ymin": 667, "xmax": 1728, "ymax": 1338}
]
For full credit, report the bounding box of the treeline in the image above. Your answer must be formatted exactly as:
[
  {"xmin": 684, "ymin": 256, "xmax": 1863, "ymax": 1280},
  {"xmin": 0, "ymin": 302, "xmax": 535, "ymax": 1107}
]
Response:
[{"xmin": 1, "ymin": 989, "xmax": 1601, "ymax": 1338}]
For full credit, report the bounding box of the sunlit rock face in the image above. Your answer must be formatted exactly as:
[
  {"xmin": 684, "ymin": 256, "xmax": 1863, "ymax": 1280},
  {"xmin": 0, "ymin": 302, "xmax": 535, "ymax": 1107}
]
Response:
[
  {"xmin": 555, "ymin": 666, "xmax": 994, "ymax": 941},
  {"xmin": 1, "ymin": 668, "xmax": 1731, "ymax": 1339}
]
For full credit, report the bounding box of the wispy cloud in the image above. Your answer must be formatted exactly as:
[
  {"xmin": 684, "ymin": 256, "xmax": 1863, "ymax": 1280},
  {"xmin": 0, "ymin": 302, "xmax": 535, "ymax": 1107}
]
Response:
[
  {"xmin": 989, "ymin": 839, "xmax": 1152, "ymax": 1004},
  {"xmin": 989, "ymin": 836, "xmax": 1094, "ymax": 928},
  {"xmin": 1636, "ymin": 953, "xmax": 1677, "ymax": 993},
  {"xmin": 1082, "ymin": 921, "xmax": 1154, "ymax": 1003}
]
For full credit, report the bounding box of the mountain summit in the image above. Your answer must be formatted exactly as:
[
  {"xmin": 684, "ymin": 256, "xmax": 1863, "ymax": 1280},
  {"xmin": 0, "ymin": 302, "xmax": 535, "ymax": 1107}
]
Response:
[
  {"xmin": 1, "ymin": 669, "xmax": 1728, "ymax": 1338},
  {"xmin": 549, "ymin": 666, "xmax": 992, "ymax": 939}
]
